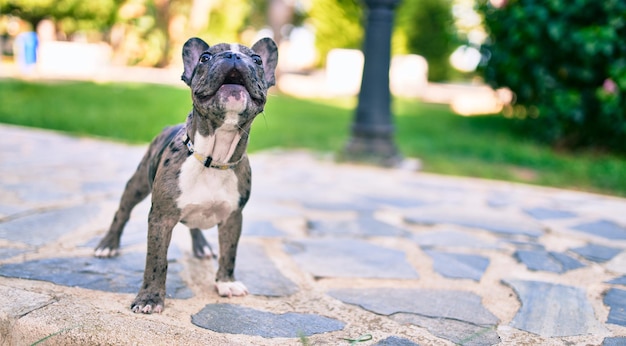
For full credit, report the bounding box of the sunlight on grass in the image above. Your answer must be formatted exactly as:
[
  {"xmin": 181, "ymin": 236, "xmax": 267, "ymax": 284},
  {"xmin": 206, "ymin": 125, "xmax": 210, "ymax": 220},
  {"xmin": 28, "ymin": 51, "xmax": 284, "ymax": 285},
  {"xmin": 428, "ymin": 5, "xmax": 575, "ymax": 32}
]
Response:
[
  {"xmin": 1, "ymin": 78, "xmax": 624, "ymax": 196},
  {"xmin": 0, "ymin": 79, "xmax": 189, "ymax": 143}
]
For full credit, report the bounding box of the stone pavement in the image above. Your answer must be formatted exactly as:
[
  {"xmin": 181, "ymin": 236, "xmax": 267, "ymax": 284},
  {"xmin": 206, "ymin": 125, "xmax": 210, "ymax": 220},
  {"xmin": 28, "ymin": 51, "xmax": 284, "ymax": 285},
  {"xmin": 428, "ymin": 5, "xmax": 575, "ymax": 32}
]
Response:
[{"xmin": 1, "ymin": 123, "xmax": 626, "ymax": 345}]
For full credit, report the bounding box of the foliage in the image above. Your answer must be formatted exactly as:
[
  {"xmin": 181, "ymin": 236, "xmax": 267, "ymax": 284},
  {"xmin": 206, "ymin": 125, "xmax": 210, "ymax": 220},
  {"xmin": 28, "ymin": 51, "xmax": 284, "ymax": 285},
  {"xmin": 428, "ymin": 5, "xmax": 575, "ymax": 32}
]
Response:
[
  {"xmin": 395, "ymin": 0, "xmax": 455, "ymax": 81},
  {"xmin": 307, "ymin": 0, "xmax": 363, "ymax": 66},
  {"xmin": 197, "ymin": 0, "xmax": 251, "ymax": 44},
  {"xmin": 112, "ymin": 0, "xmax": 186, "ymax": 67},
  {"xmin": 477, "ymin": 0, "xmax": 626, "ymax": 153},
  {"xmin": 0, "ymin": 0, "xmax": 118, "ymax": 33},
  {"xmin": 1, "ymin": 0, "xmax": 262, "ymax": 66},
  {"xmin": 1, "ymin": 78, "xmax": 626, "ymax": 196}
]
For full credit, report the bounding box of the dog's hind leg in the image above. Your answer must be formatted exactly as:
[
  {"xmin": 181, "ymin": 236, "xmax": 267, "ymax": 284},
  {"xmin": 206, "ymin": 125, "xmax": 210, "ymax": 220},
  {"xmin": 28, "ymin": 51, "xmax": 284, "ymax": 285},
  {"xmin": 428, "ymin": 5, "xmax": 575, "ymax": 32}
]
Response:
[
  {"xmin": 94, "ymin": 153, "xmax": 152, "ymax": 258},
  {"xmin": 190, "ymin": 228, "xmax": 217, "ymax": 259}
]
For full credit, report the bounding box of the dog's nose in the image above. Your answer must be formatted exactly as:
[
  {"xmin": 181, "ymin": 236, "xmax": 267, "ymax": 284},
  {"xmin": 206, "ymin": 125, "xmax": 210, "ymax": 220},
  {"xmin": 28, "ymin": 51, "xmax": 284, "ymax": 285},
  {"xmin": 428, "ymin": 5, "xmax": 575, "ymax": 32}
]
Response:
[{"xmin": 224, "ymin": 52, "xmax": 241, "ymax": 60}]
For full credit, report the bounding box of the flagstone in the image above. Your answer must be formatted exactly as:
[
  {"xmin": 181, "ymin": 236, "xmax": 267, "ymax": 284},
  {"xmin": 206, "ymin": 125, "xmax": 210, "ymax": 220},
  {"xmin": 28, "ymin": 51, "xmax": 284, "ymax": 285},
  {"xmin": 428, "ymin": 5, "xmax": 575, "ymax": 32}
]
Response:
[
  {"xmin": 503, "ymin": 279, "xmax": 607, "ymax": 337},
  {"xmin": 284, "ymin": 239, "xmax": 418, "ymax": 279},
  {"xmin": 191, "ymin": 303, "xmax": 344, "ymax": 337}
]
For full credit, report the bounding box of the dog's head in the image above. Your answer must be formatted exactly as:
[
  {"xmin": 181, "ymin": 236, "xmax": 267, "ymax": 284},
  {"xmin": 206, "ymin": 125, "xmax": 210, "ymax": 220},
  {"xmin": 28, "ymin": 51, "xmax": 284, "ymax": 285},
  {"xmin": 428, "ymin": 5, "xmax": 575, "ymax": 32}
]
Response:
[{"xmin": 181, "ymin": 37, "xmax": 278, "ymax": 130}]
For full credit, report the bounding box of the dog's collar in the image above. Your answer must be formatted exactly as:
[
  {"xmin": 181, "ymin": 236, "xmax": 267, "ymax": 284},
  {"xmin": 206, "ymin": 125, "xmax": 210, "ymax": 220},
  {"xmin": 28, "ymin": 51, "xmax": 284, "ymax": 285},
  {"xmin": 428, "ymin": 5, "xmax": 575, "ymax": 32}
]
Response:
[{"xmin": 182, "ymin": 133, "xmax": 244, "ymax": 170}]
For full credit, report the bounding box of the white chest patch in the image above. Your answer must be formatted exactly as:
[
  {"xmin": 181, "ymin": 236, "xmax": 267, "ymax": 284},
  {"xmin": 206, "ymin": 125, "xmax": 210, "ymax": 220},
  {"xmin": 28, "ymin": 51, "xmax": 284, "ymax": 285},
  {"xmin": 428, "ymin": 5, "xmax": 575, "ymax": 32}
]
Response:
[{"xmin": 177, "ymin": 156, "xmax": 240, "ymax": 230}]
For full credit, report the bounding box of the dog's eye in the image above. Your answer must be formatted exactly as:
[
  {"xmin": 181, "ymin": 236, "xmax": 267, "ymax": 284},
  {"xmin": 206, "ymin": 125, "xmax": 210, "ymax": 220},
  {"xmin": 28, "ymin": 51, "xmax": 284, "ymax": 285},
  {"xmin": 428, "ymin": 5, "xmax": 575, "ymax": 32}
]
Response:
[
  {"xmin": 251, "ymin": 54, "xmax": 262, "ymax": 66},
  {"xmin": 199, "ymin": 53, "xmax": 212, "ymax": 63}
]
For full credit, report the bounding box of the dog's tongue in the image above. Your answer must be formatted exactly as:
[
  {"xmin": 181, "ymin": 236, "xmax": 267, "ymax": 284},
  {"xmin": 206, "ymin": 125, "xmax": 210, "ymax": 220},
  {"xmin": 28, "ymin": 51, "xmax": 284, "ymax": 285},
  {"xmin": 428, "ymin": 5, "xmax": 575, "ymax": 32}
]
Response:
[{"xmin": 216, "ymin": 84, "xmax": 248, "ymax": 114}]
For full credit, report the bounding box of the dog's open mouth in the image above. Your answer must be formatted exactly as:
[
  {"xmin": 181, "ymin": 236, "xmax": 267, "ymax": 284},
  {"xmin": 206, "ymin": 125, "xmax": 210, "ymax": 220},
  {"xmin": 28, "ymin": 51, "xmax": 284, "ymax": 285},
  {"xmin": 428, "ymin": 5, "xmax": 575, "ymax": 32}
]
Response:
[
  {"xmin": 223, "ymin": 69, "xmax": 245, "ymax": 86},
  {"xmin": 194, "ymin": 66, "xmax": 264, "ymax": 106},
  {"xmin": 194, "ymin": 69, "xmax": 248, "ymax": 103}
]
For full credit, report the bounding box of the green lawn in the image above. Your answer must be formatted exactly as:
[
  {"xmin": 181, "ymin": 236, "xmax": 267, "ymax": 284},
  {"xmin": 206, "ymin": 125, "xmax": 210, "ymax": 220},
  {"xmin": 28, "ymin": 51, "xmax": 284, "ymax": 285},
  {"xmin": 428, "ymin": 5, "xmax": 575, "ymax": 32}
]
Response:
[{"xmin": 1, "ymin": 78, "xmax": 625, "ymax": 196}]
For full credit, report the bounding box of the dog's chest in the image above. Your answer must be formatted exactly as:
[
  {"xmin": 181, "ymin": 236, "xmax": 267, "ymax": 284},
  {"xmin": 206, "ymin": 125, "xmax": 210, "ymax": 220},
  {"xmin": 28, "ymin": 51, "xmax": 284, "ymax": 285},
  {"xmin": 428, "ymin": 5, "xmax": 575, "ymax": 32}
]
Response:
[{"xmin": 176, "ymin": 157, "xmax": 240, "ymax": 230}]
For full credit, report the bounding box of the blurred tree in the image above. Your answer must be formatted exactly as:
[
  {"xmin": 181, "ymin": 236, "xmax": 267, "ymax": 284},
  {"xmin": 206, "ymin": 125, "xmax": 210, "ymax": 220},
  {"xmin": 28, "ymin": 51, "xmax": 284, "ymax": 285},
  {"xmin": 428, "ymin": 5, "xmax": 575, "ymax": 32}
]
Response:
[
  {"xmin": 111, "ymin": 0, "xmax": 167, "ymax": 66},
  {"xmin": 268, "ymin": 0, "xmax": 293, "ymax": 47},
  {"xmin": 111, "ymin": 0, "xmax": 253, "ymax": 67},
  {"xmin": 0, "ymin": 0, "xmax": 264, "ymax": 66},
  {"xmin": 395, "ymin": 0, "xmax": 455, "ymax": 81},
  {"xmin": 308, "ymin": 0, "xmax": 363, "ymax": 66},
  {"xmin": 0, "ymin": 0, "xmax": 118, "ymax": 35},
  {"xmin": 192, "ymin": 0, "xmax": 251, "ymax": 43},
  {"xmin": 152, "ymin": 0, "xmax": 171, "ymax": 67},
  {"xmin": 477, "ymin": 0, "xmax": 626, "ymax": 153}
]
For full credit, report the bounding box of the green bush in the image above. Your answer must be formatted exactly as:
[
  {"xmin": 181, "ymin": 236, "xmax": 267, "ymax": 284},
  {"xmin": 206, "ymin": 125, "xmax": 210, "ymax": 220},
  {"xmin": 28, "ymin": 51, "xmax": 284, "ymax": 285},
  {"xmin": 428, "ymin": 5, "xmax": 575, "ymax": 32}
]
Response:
[
  {"xmin": 477, "ymin": 0, "xmax": 626, "ymax": 153},
  {"xmin": 395, "ymin": 0, "xmax": 455, "ymax": 81},
  {"xmin": 308, "ymin": 0, "xmax": 364, "ymax": 66}
]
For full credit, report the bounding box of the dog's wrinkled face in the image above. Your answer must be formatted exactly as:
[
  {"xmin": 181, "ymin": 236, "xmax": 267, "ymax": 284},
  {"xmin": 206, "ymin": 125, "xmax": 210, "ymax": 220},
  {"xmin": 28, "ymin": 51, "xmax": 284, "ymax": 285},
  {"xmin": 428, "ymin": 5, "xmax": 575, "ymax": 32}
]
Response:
[{"xmin": 181, "ymin": 37, "xmax": 278, "ymax": 129}]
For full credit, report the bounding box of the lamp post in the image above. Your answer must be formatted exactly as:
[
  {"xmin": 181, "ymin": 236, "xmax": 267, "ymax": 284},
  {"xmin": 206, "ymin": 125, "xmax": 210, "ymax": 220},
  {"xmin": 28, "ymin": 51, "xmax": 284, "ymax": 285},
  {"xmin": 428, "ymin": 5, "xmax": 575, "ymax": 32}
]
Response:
[{"xmin": 343, "ymin": 0, "xmax": 401, "ymax": 167}]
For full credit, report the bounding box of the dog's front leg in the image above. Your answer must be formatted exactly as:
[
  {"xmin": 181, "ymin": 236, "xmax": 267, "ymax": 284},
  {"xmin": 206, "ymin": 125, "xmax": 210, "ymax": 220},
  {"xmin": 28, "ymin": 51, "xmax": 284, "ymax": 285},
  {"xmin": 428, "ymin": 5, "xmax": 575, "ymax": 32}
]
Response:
[
  {"xmin": 215, "ymin": 210, "xmax": 248, "ymax": 297},
  {"xmin": 131, "ymin": 206, "xmax": 179, "ymax": 314},
  {"xmin": 95, "ymin": 153, "xmax": 152, "ymax": 258}
]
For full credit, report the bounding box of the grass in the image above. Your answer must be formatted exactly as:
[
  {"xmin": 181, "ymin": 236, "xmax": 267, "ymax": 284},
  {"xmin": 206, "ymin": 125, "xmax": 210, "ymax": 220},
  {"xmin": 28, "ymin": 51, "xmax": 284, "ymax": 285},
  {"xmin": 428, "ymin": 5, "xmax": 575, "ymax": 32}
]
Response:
[
  {"xmin": 0, "ymin": 79, "xmax": 191, "ymax": 142},
  {"xmin": 1, "ymin": 78, "xmax": 625, "ymax": 197}
]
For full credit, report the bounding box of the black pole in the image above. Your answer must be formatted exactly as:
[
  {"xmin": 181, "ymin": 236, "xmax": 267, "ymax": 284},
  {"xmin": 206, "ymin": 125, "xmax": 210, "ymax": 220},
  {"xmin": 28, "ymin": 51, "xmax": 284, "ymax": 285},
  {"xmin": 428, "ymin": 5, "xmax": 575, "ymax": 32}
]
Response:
[{"xmin": 343, "ymin": 0, "xmax": 401, "ymax": 167}]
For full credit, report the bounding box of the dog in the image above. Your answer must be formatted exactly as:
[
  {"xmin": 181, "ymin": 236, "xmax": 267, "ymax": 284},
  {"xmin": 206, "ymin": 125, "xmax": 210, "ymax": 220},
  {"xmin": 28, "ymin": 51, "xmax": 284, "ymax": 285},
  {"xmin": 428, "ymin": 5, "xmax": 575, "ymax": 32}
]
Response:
[{"xmin": 94, "ymin": 37, "xmax": 278, "ymax": 314}]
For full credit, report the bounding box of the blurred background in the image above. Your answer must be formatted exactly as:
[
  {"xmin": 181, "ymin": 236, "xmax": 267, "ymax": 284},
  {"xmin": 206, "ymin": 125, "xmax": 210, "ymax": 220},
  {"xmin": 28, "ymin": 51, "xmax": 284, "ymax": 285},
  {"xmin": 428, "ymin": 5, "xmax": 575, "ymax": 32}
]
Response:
[
  {"xmin": 0, "ymin": 0, "xmax": 503, "ymax": 109},
  {"xmin": 0, "ymin": 0, "xmax": 625, "ymax": 195}
]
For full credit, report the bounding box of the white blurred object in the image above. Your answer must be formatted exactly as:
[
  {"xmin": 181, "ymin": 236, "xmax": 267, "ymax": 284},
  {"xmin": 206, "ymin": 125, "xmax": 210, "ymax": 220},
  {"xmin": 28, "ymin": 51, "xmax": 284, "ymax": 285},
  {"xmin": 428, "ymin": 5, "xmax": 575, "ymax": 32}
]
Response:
[
  {"xmin": 38, "ymin": 41, "xmax": 112, "ymax": 78},
  {"xmin": 490, "ymin": 0, "xmax": 507, "ymax": 8},
  {"xmin": 390, "ymin": 54, "xmax": 428, "ymax": 98},
  {"xmin": 451, "ymin": 87, "xmax": 513, "ymax": 116},
  {"xmin": 255, "ymin": 28, "xmax": 275, "ymax": 41},
  {"xmin": 325, "ymin": 48, "xmax": 364, "ymax": 96},
  {"xmin": 450, "ymin": 45, "xmax": 482, "ymax": 72},
  {"xmin": 280, "ymin": 26, "xmax": 317, "ymax": 71}
]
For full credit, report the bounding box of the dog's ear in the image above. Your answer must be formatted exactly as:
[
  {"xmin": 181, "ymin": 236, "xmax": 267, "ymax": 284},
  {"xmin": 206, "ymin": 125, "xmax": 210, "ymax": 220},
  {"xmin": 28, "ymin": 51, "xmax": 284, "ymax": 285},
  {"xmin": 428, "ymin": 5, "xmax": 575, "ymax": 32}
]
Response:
[
  {"xmin": 251, "ymin": 37, "xmax": 278, "ymax": 88},
  {"xmin": 181, "ymin": 37, "xmax": 210, "ymax": 86}
]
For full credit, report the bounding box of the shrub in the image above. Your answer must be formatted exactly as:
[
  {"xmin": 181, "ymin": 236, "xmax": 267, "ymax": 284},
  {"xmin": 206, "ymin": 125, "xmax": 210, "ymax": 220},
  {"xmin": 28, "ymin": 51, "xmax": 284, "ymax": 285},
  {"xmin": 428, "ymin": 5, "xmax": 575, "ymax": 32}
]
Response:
[
  {"xmin": 477, "ymin": 0, "xmax": 626, "ymax": 153},
  {"xmin": 395, "ymin": 0, "xmax": 455, "ymax": 81},
  {"xmin": 308, "ymin": 0, "xmax": 364, "ymax": 66}
]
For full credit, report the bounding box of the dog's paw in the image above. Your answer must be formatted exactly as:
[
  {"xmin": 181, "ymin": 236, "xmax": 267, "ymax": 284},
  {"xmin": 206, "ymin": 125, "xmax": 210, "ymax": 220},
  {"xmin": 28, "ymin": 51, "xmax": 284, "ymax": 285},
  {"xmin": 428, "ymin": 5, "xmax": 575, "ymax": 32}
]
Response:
[
  {"xmin": 131, "ymin": 293, "xmax": 164, "ymax": 314},
  {"xmin": 94, "ymin": 246, "xmax": 118, "ymax": 258},
  {"xmin": 216, "ymin": 281, "xmax": 248, "ymax": 298},
  {"xmin": 94, "ymin": 235, "xmax": 121, "ymax": 258},
  {"xmin": 191, "ymin": 229, "xmax": 217, "ymax": 259},
  {"xmin": 193, "ymin": 244, "xmax": 217, "ymax": 260}
]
